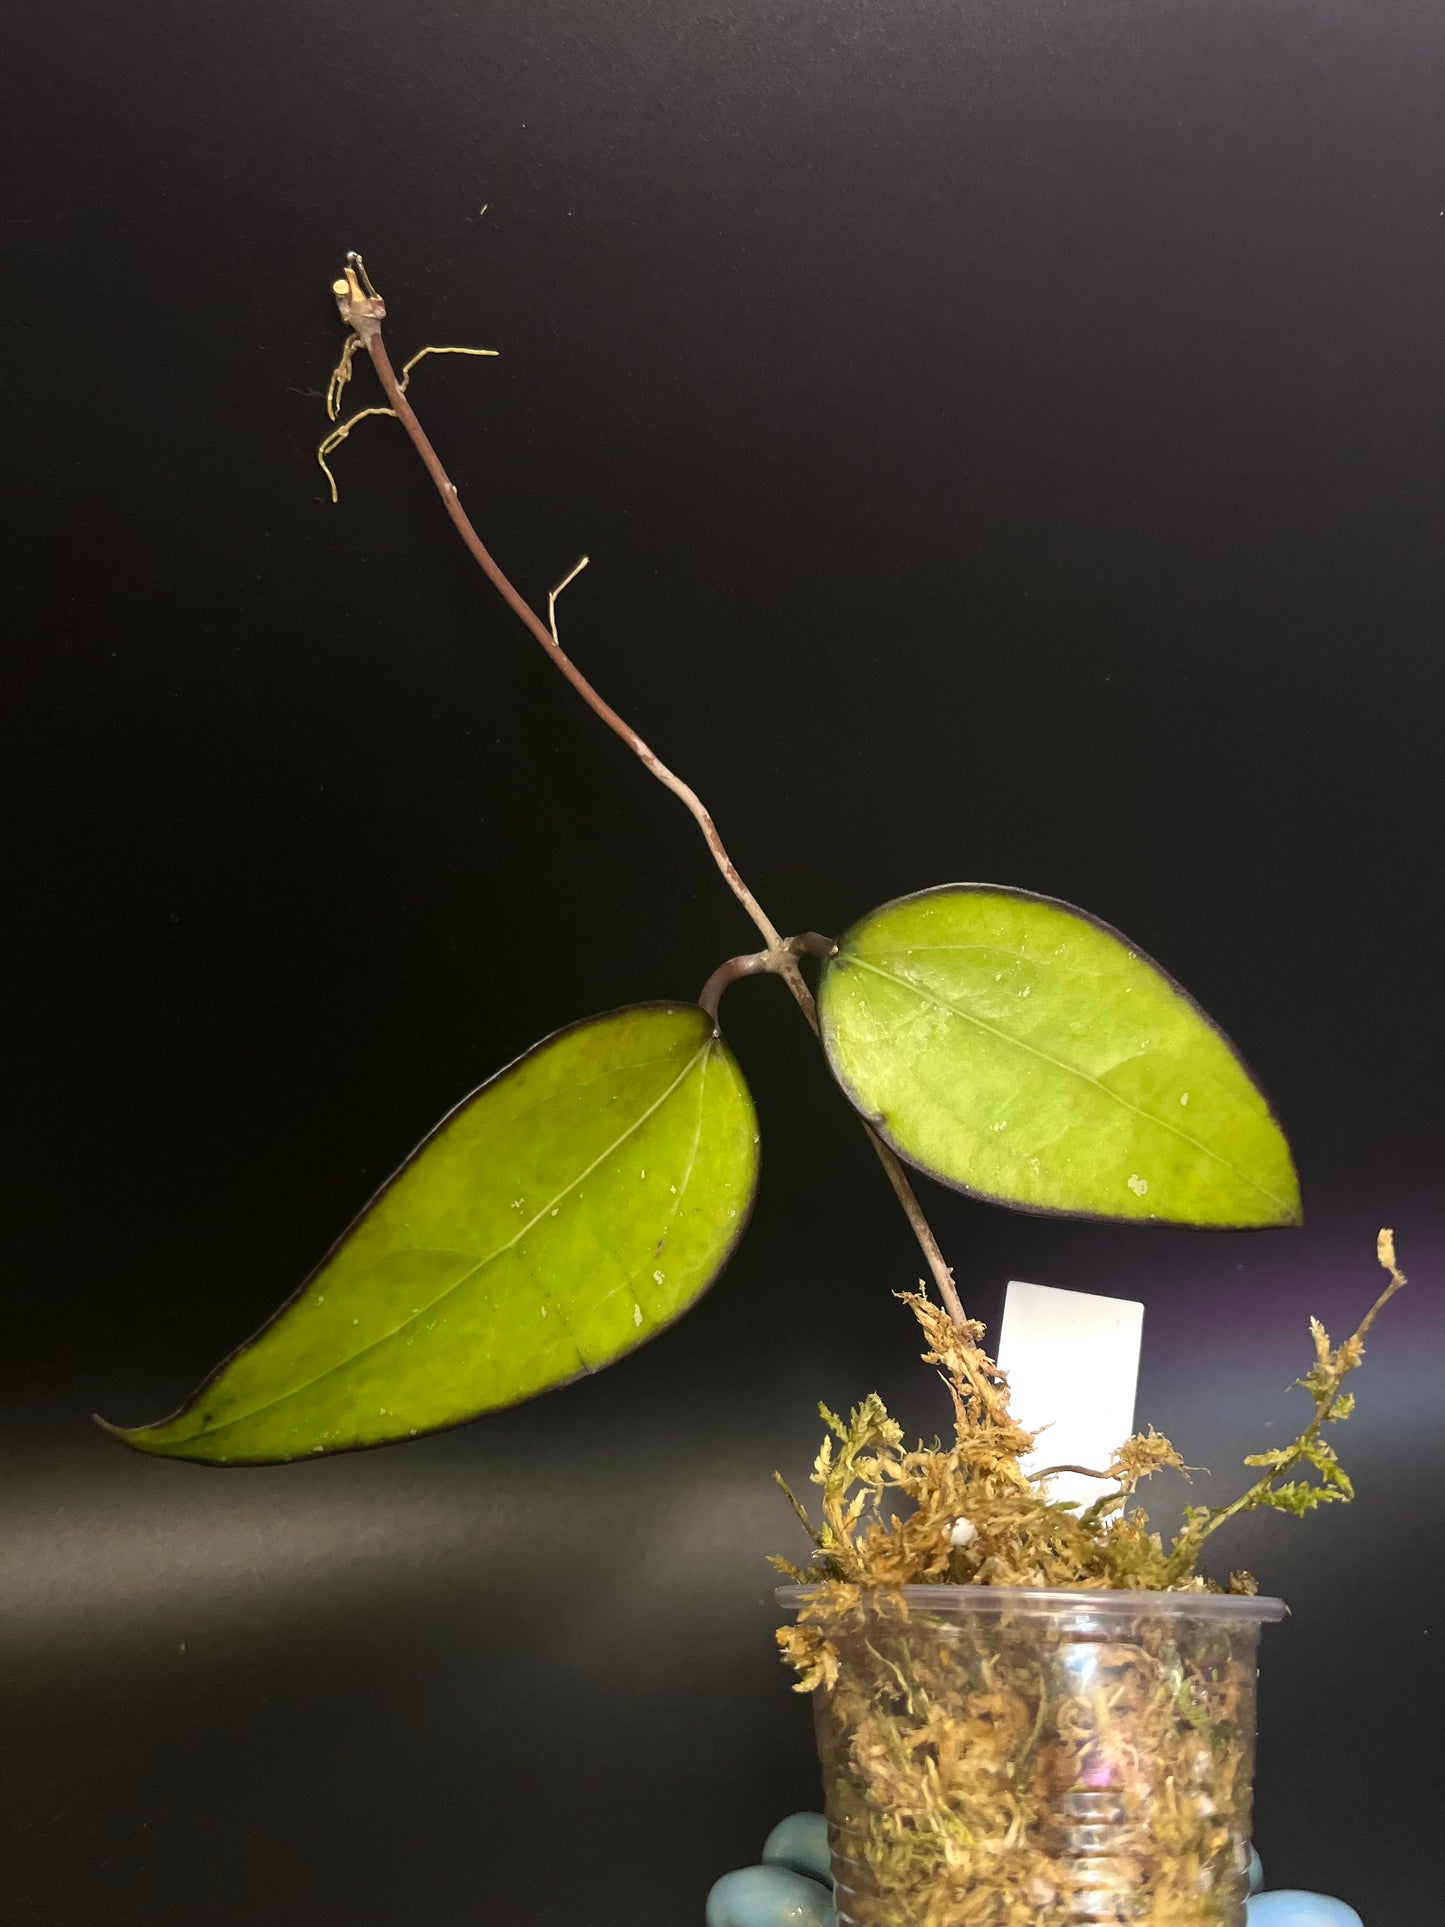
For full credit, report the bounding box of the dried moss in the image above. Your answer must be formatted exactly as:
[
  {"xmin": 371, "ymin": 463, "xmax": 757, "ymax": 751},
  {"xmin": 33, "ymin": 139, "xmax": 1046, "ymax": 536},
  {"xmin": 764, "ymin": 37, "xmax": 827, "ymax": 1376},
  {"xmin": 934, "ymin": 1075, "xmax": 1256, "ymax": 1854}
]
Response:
[{"xmin": 773, "ymin": 1234, "xmax": 1405, "ymax": 1927}]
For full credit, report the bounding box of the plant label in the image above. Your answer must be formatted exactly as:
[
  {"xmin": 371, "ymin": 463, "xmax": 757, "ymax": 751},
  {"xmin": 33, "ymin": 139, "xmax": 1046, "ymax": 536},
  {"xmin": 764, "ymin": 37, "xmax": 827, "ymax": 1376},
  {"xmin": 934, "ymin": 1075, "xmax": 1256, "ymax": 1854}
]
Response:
[{"xmin": 996, "ymin": 1281, "xmax": 1145, "ymax": 1515}]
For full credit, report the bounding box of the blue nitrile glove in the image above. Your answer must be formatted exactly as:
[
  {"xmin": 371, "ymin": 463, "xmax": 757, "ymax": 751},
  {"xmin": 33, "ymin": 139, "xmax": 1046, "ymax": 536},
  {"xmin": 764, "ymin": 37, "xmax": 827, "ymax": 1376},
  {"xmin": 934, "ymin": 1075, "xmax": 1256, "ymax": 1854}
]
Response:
[
  {"xmin": 707, "ymin": 1814, "xmax": 835, "ymax": 1927},
  {"xmin": 705, "ymin": 1815, "xmax": 1364, "ymax": 1927}
]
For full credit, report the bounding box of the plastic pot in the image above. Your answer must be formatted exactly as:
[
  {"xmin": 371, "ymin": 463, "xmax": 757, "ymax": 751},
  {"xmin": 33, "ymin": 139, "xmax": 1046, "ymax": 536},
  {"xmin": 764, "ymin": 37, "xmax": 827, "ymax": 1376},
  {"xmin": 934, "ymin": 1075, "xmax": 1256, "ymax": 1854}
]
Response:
[{"xmin": 776, "ymin": 1584, "xmax": 1287, "ymax": 1927}]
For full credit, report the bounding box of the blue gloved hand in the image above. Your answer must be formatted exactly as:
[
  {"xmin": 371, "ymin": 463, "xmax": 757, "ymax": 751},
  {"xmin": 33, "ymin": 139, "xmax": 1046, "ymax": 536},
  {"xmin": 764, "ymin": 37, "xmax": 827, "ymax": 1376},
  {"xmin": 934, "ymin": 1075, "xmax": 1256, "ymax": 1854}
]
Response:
[
  {"xmin": 706, "ymin": 1815, "xmax": 1364, "ymax": 1927},
  {"xmin": 706, "ymin": 1814, "xmax": 835, "ymax": 1927}
]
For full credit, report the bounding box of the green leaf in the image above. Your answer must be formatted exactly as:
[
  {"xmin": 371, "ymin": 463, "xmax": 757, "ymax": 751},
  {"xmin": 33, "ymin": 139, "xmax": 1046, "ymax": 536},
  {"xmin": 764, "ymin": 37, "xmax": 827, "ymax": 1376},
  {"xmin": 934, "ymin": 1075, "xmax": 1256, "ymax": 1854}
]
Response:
[
  {"xmin": 817, "ymin": 885, "xmax": 1300, "ymax": 1228},
  {"xmin": 104, "ymin": 1003, "xmax": 758, "ymax": 1464}
]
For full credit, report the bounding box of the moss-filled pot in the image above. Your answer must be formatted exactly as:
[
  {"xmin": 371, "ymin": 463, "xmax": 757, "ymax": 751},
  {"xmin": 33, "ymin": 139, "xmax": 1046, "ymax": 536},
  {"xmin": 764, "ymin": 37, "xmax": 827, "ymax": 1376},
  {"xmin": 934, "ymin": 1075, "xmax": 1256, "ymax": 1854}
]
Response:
[{"xmin": 777, "ymin": 1584, "xmax": 1287, "ymax": 1927}]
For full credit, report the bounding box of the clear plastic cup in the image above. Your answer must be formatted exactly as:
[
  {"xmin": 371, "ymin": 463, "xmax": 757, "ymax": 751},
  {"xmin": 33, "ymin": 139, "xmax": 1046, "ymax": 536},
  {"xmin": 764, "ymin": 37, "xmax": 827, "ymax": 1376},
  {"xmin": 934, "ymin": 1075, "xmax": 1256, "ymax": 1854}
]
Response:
[{"xmin": 776, "ymin": 1584, "xmax": 1287, "ymax": 1927}]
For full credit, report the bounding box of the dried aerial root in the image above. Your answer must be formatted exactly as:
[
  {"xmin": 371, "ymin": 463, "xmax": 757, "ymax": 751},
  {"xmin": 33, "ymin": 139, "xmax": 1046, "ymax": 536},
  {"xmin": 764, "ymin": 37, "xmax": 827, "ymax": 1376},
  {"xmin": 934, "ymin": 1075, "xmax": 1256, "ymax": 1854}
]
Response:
[
  {"xmin": 317, "ymin": 402, "xmax": 397, "ymax": 504},
  {"xmin": 316, "ymin": 327, "xmax": 499, "ymax": 503}
]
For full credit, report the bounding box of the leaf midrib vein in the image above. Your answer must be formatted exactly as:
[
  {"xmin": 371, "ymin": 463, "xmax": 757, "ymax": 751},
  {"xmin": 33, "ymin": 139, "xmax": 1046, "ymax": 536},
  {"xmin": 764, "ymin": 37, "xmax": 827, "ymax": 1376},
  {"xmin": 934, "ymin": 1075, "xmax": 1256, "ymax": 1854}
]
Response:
[
  {"xmin": 845, "ymin": 954, "xmax": 1288, "ymax": 1210},
  {"xmin": 582, "ymin": 1046, "xmax": 714, "ymax": 1352},
  {"xmin": 888, "ymin": 941, "xmax": 1113, "ymax": 990}
]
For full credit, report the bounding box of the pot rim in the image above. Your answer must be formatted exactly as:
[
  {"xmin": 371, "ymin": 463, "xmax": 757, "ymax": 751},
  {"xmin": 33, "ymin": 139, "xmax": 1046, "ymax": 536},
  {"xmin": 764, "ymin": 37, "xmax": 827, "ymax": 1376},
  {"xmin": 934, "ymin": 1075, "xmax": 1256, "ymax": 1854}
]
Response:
[{"xmin": 775, "ymin": 1583, "xmax": 1288, "ymax": 1622}]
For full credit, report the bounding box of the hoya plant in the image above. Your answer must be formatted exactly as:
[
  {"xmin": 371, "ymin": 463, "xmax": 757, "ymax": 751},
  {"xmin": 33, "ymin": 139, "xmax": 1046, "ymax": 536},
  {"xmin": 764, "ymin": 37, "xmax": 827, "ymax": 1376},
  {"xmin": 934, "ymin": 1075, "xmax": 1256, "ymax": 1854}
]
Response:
[
  {"xmin": 100, "ymin": 254, "xmax": 1405, "ymax": 1927},
  {"xmin": 104, "ymin": 256, "xmax": 1306, "ymax": 1469}
]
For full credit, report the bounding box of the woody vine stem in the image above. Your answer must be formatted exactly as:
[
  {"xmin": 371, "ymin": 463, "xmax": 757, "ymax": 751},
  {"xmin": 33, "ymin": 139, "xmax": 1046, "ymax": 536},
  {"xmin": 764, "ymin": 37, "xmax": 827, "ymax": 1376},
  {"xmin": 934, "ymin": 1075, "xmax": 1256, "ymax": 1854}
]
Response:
[{"xmin": 323, "ymin": 254, "xmax": 967, "ymax": 1326}]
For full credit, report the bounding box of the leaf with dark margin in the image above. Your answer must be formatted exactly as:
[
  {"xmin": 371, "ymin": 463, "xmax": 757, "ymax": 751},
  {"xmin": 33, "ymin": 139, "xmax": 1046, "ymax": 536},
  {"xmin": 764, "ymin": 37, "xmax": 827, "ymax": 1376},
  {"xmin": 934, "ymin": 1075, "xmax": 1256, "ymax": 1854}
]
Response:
[
  {"xmin": 818, "ymin": 885, "xmax": 1299, "ymax": 1228},
  {"xmin": 103, "ymin": 1003, "xmax": 758, "ymax": 1463}
]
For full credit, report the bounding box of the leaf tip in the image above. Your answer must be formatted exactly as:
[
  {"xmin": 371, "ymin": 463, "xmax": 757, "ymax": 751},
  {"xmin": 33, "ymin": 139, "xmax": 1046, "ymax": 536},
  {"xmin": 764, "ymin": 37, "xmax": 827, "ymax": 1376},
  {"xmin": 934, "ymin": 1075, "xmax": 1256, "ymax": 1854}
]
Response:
[
  {"xmin": 94, "ymin": 1411, "xmax": 187, "ymax": 1459},
  {"xmin": 95, "ymin": 1409, "xmax": 218, "ymax": 1462},
  {"xmin": 93, "ymin": 1410, "xmax": 169, "ymax": 1455}
]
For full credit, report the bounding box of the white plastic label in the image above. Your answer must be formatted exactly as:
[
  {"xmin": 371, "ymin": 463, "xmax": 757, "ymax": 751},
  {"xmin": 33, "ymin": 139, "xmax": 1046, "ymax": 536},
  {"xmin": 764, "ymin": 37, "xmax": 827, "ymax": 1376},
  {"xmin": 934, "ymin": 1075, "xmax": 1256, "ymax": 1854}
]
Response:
[{"xmin": 995, "ymin": 1281, "xmax": 1144, "ymax": 1515}]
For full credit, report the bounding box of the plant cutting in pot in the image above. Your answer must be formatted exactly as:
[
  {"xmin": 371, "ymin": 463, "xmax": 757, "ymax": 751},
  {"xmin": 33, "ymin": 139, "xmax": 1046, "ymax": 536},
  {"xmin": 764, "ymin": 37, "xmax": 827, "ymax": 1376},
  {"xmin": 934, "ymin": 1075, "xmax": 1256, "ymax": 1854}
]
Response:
[
  {"xmin": 103, "ymin": 258, "xmax": 1404, "ymax": 1927},
  {"xmin": 765, "ymin": 1257, "xmax": 1399, "ymax": 1927}
]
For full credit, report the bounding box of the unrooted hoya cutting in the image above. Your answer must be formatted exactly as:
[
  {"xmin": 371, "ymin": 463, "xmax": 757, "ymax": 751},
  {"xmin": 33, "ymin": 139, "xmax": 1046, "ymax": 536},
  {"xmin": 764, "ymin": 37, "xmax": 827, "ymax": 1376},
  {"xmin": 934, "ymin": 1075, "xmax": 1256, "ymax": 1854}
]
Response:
[{"xmin": 771, "ymin": 1235, "xmax": 1404, "ymax": 1927}]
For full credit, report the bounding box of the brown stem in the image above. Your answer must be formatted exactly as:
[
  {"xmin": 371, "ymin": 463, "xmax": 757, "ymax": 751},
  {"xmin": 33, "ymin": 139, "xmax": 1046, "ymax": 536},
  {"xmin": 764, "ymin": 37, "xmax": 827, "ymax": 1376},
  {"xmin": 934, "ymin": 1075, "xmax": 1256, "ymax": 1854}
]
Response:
[
  {"xmin": 331, "ymin": 268, "xmax": 783, "ymax": 955},
  {"xmin": 698, "ymin": 949, "xmax": 777, "ymax": 1022},
  {"xmin": 868, "ymin": 1142, "xmax": 968, "ymax": 1326},
  {"xmin": 786, "ymin": 931, "xmax": 840, "ymax": 962},
  {"xmin": 328, "ymin": 259, "xmax": 968, "ymax": 1330}
]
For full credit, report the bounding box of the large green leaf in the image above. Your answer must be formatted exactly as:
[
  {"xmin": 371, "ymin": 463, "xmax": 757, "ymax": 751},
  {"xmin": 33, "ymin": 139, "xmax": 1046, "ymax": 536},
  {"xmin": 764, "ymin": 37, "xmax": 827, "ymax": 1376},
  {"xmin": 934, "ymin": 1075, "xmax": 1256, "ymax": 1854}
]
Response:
[
  {"xmin": 818, "ymin": 886, "xmax": 1300, "ymax": 1227},
  {"xmin": 105, "ymin": 1004, "xmax": 758, "ymax": 1464}
]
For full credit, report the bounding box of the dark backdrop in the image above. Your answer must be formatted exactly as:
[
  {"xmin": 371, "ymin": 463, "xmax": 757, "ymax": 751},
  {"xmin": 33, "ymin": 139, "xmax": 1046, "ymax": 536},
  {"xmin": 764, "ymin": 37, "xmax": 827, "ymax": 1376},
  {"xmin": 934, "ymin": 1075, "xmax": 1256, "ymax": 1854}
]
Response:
[{"xmin": 4, "ymin": 2, "xmax": 1442, "ymax": 1923}]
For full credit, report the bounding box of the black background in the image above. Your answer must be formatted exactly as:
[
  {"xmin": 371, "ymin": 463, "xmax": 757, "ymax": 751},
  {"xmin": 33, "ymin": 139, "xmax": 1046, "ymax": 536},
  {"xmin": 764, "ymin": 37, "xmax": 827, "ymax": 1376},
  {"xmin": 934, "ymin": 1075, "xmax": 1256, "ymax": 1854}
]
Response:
[{"xmin": 4, "ymin": 2, "xmax": 1443, "ymax": 1923}]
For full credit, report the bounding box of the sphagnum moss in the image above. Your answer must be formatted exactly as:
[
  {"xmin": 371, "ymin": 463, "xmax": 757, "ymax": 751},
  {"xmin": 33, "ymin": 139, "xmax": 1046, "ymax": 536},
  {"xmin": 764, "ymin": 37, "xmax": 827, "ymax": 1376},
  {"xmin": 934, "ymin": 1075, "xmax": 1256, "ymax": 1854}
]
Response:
[{"xmin": 772, "ymin": 1233, "xmax": 1404, "ymax": 1927}]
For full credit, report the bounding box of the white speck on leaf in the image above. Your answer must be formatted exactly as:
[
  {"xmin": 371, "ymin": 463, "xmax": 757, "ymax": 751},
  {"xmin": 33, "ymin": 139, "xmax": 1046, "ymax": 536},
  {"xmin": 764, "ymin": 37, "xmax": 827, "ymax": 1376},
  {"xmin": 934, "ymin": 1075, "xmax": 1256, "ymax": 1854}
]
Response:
[
  {"xmin": 1018, "ymin": 985, "xmax": 1031, "ymax": 998},
  {"xmin": 511, "ymin": 1198, "xmax": 525, "ymax": 1211},
  {"xmin": 991, "ymin": 1120, "xmax": 1008, "ymax": 1132},
  {"xmin": 633, "ymin": 1303, "xmax": 643, "ymax": 1327},
  {"xmin": 1180, "ymin": 1091, "xmax": 1190, "ymax": 1106},
  {"xmin": 1127, "ymin": 1173, "xmax": 1149, "ymax": 1196},
  {"xmin": 640, "ymin": 1170, "xmax": 646, "ymax": 1180},
  {"xmin": 653, "ymin": 1269, "xmax": 665, "ymax": 1285},
  {"xmin": 551, "ymin": 1207, "xmax": 559, "ymax": 1216}
]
